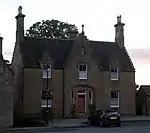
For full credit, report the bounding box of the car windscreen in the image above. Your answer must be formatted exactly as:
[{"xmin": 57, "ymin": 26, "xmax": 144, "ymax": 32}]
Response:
[{"xmin": 105, "ymin": 111, "xmax": 119, "ymax": 115}]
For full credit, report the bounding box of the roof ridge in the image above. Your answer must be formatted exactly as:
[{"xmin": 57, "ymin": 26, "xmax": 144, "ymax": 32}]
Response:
[
  {"xmin": 90, "ymin": 40, "xmax": 116, "ymax": 43},
  {"xmin": 24, "ymin": 36, "xmax": 74, "ymax": 41}
]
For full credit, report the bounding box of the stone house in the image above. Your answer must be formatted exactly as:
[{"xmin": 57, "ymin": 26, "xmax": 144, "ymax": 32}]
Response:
[
  {"xmin": 0, "ymin": 36, "xmax": 14, "ymax": 128},
  {"xmin": 11, "ymin": 6, "xmax": 136, "ymax": 119},
  {"xmin": 136, "ymin": 85, "xmax": 150, "ymax": 116}
]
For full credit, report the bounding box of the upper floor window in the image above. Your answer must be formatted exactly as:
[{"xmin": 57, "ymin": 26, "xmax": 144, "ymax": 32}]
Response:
[
  {"xmin": 78, "ymin": 64, "xmax": 87, "ymax": 79},
  {"xmin": 110, "ymin": 67, "xmax": 119, "ymax": 80},
  {"xmin": 42, "ymin": 64, "xmax": 52, "ymax": 79},
  {"xmin": 110, "ymin": 91, "xmax": 119, "ymax": 108}
]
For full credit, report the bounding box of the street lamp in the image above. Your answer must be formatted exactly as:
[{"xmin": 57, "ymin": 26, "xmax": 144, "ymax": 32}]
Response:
[
  {"xmin": 41, "ymin": 64, "xmax": 51, "ymax": 126},
  {"xmin": 46, "ymin": 64, "xmax": 51, "ymax": 125}
]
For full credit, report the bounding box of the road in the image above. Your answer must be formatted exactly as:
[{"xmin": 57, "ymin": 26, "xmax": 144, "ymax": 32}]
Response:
[{"xmin": 5, "ymin": 121, "xmax": 150, "ymax": 133}]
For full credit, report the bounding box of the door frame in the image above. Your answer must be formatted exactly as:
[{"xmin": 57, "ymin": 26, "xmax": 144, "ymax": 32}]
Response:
[{"xmin": 77, "ymin": 91, "xmax": 87, "ymax": 113}]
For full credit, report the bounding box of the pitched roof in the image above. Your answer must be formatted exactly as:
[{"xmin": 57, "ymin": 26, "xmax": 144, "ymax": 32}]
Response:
[
  {"xmin": 0, "ymin": 56, "xmax": 15, "ymax": 75},
  {"xmin": 139, "ymin": 85, "xmax": 150, "ymax": 96},
  {"xmin": 20, "ymin": 37, "xmax": 135, "ymax": 71},
  {"xmin": 90, "ymin": 41, "xmax": 135, "ymax": 71},
  {"xmin": 20, "ymin": 37, "xmax": 73, "ymax": 69}
]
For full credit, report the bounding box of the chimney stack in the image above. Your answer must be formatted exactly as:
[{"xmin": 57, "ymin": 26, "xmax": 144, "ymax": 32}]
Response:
[
  {"xmin": 114, "ymin": 15, "xmax": 125, "ymax": 48},
  {"xmin": 67, "ymin": 25, "xmax": 78, "ymax": 39}
]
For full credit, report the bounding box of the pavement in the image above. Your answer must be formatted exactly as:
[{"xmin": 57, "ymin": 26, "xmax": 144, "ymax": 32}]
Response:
[{"xmin": 1, "ymin": 116, "xmax": 150, "ymax": 132}]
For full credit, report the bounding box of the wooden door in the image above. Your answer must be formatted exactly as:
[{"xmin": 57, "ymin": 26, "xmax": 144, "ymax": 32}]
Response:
[{"xmin": 76, "ymin": 94, "xmax": 85, "ymax": 113}]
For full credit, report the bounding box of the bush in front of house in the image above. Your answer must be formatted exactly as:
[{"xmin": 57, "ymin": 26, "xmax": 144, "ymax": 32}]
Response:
[
  {"xmin": 13, "ymin": 113, "xmax": 46, "ymax": 127},
  {"xmin": 88, "ymin": 104, "xmax": 96, "ymax": 114},
  {"xmin": 71, "ymin": 104, "xmax": 76, "ymax": 118}
]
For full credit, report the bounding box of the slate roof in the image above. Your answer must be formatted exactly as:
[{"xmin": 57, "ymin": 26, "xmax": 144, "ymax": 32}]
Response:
[
  {"xmin": 139, "ymin": 85, "xmax": 150, "ymax": 96},
  {"xmin": 20, "ymin": 37, "xmax": 135, "ymax": 72}
]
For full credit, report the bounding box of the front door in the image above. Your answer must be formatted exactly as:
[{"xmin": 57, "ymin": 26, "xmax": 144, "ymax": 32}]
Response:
[{"xmin": 76, "ymin": 94, "xmax": 85, "ymax": 113}]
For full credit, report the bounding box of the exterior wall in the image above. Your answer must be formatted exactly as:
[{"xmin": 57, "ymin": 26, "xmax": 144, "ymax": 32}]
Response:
[
  {"xmin": 20, "ymin": 39, "xmax": 135, "ymax": 118},
  {"xmin": 63, "ymin": 37, "xmax": 135, "ymax": 117},
  {"xmin": 64, "ymin": 38, "xmax": 108, "ymax": 117},
  {"xmin": 0, "ymin": 61, "xmax": 14, "ymax": 128},
  {"xmin": 23, "ymin": 68, "xmax": 63, "ymax": 117},
  {"xmin": 146, "ymin": 97, "xmax": 150, "ymax": 116},
  {"xmin": 13, "ymin": 68, "xmax": 23, "ymax": 116},
  {"xmin": 136, "ymin": 89, "xmax": 146, "ymax": 115},
  {"xmin": 117, "ymin": 72, "xmax": 136, "ymax": 116}
]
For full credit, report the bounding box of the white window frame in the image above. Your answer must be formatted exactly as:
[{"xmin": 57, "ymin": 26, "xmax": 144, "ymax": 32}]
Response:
[
  {"xmin": 42, "ymin": 64, "xmax": 52, "ymax": 79},
  {"xmin": 110, "ymin": 91, "xmax": 119, "ymax": 108},
  {"xmin": 110, "ymin": 67, "xmax": 119, "ymax": 80},
  {"xmin": 78, "ymin": 64, "xmax": 88, "ymax": 79},
  {"xmin": 41, "ymin": 99, "xmax": 52, "ymax": 108}
]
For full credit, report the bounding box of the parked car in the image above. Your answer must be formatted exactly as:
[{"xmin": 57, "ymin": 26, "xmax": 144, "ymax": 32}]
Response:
[{"xmin": 88, "ymin": 109, "xmax": 121, "ymax": 127}]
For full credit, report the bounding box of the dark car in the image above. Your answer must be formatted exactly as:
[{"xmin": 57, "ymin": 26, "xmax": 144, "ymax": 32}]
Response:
[{"xmin": 88, "ymin": 109, "xmax": 121, "ymax": 127}]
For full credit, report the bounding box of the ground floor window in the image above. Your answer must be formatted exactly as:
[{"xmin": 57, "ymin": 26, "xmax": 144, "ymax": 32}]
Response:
[
  {"xmin": 41, "ymin": 99, "xmax": 52, "ymax": 108},
  {"xmin": 110, "ymin": 90, "xmax": 119, "ymax": 108}
]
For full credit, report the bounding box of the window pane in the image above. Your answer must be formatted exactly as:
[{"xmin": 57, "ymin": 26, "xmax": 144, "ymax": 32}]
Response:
[
  {"xmin": 111, "ymin": 91, "xmax": 118, "ymax": 98},
  {"xmin": 111, "ymin": 67, "xmax": 118, "ymax": 72},
  {"xmin": 79, "ymin": 65, "xmax": 83, "ymax": 71},
  {"xmin": 79, "ymin": 65, "xmax": 87, "ymax": 71},
  {"xmin": 89, "ymin": 91, "xmax": 91, "ymax": 98},
  {"xmin": 111, "ymin": 91, "xmax": 114, "ymax": 98},
  {"xmin": 41, "ymin": 99, "xmax": 51, "ymax": 107},
  {"xmin": 72, "ymin": 91, "xmax": 75, "ymax": 98},
  {"xmin": 42, "ymin": 70, "xmax": 51, "ymax": 78},
  {"xmin": 82, "ymin": 65, "xmax": 86, "ymax": 71}
]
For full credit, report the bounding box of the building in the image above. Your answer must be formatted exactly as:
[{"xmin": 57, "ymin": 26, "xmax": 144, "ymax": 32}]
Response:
[
  {"xmin": 136, "ymin": 85, "xmax": 150, "ymax": 116},
  {"xmin": 0, "ymin": 36, "xmax": 14, "ymax": 128},
  {"xmin": 12, "ymin": 6, "xmax": 136, "ymax": 119}
]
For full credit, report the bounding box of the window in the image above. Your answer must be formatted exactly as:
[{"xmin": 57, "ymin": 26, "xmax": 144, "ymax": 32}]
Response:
[
  {"xmin": 41, "ymin": 99, "xmax": 52, "ymax": 108},
  {"xmin": 72, "ymin": 91, "xmax": 76, "ymax": 104},
  {"xmin": 88, "ymin": 90, "xmax": 93, "ymax": 104},
  {"xmin": 42, "ymin": 64, "xmax": 51, "ymax": 79},
  {"xmin": 110, "ymin": 67, "xmax": 118, "ymax": 80},
  {"xmin": 110, "ymin": 91, "xmax": 119, "ymax": 108},
  {"xmin": 78, "ymin": 64, "xmax": 87, "ymax": 79}
]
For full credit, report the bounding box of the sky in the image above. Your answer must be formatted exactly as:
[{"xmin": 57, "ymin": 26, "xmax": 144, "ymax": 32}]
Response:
[{"xmin": 0, "ymin": 0, "xmax": 150, "ymax": 85}]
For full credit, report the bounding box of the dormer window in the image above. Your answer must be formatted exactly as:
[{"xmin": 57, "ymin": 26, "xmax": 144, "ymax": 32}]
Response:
[
  {"xmin": 42, "ymin": 64, "xmax": 52, "ymax": 79},
  {"xmin": 78, "ymin": 64, "xmax": 87, "ymax": 79},
  {"xmin": 110, "ymin": 67, "xmax": 119, "ymax": 80}
]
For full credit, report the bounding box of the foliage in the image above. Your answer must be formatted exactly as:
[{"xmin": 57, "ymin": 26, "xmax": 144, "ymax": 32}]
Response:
[
  {"xmin": 71, "ymin": 104, "xmax": 76, "ymax": 117},
  {"xmin": 88, "ymin": 104, "xmax": 96, "ymax": 113},
  {"xmin": 26, "ymin": 19, "xmax": 79, "ymax": 39}
]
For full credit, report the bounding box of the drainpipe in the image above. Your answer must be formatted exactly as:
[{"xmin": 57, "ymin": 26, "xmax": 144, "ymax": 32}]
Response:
[{"xmin": 62, "ymin": 68, "xmax": 65, "ymax": 117}]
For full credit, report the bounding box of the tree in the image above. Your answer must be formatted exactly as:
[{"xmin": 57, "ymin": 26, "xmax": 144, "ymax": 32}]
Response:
[{"xmin": 26, "ymin": 19, "xmax": 79, "ymax": 39}]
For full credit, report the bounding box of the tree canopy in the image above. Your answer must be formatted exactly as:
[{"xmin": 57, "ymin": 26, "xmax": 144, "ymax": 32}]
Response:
[{"xmin": 26, "ymin": 19, "xmax": 79, "ymax": 39}]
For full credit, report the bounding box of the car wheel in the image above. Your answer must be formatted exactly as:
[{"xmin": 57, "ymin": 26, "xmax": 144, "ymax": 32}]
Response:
[
  {"xmin": 99, "ymin": 120, "xmax": 103, "ymax": 127},
  {"xmin": 116, "ymin": 123, "xmax": 121, "ymax": 127}
]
